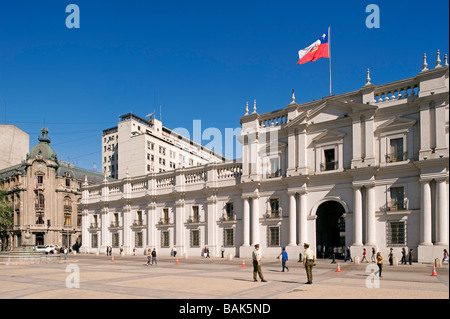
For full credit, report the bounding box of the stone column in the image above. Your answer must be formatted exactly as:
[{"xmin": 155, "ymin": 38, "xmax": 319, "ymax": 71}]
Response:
[
  {"xmin": 175, "ymin": 198, "xmax": 185, "ymax": 254},
  {"xmin": 101, "ymin": 207, "xmax": 109, "ymax": 249},
  {"xmin": 206, "ymin": 194, "xmax": 218, "ymax": 256},
  {"xmin": 287, "ymin": 131, "xmax": 297, "ymax": 175},
  {"xmin": 297, "ymin": 127, "xmax": 308, "ymax": 174},
  {"xmin": 251, "ymin": 196, "xmax": 260, "ymax": 245},
  {"xmin": 420, "ymin": 180, "xmax": 432, "ymax": 246},
  {"xmin": 353, "ymin": 186, "xmax": 363, "ymax": 246},
  {"xmin": 298, "ymin": 191, "xmax": 308, "ymax": 246},
  {"xmin": 366, "ymin": 185, "xmax": 376, "ymax": 246},
  {"xmin": 242, "ymin": 197, "xmax": 250, "ymax": 247},
  {"xmin": 147, "ymin": 202, "xmax": 156, "ymax": 248},
  {"xmin": 288, "ymin": 193, "xmax": 297, "ymax": 246},
  {"xmin": 351, "ymin": 117, "xmax": 362, "ymax": 166},
  {"xmin": 122, "ymin": 204, "xmax": 131, "ymax": 254},
  {"xmin": 364, "ymin": 115, "xmax": 376, "ymax": 165},
  {"xmin": 436, "ymin": 179, "xmax": 449, "ymax": 245}
]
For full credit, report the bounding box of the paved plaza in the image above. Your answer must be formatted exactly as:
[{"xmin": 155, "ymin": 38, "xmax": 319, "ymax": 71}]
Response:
[{"xmin": 0, "ymin": 253, "xmax": 448, "ymax": 301}]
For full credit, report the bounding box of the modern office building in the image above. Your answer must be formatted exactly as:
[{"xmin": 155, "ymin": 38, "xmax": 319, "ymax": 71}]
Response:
[
  {"xmin": 0, "ymin": 125, "xmax": 29, "ymax": 171},
  {"xmin": 102, "ymin": 114, "xmax": 226, "ymax": 179},
  {"xmin": 81, "ymin": 52, "xmax": 448, "ymax": 262}
]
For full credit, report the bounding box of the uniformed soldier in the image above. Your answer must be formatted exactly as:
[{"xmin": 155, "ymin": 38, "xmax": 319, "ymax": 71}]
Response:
[
  {"xmin": 303, "ymin": 243, "xmax": 316, "ymax": 284},
  {"xmin": 252, "ymin": 244, "xmax": 267, "ymax": 282}
]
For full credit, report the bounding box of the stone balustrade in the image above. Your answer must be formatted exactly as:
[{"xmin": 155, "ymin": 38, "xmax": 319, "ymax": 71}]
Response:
[{"xmin": 84, "ymin": 162, "xmax": 243, "ymax": 200}]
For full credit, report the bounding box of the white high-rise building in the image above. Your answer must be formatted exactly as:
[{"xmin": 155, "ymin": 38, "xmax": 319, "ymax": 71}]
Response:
[
  {"xmin": 102, "ymin": 113, "xmax": 226, "ymax": 179},
  {"xmin": 0, "ymin": 125, "xmax": 29, "ymax": 170}
]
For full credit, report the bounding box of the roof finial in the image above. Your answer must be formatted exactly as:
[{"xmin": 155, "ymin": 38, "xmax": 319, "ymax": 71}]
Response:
[
  {"xmin": 252, "ymin": 100, "xmax": 257, "ymax": 114},
  {"xmin": 291, "ymin": 89, "xmax": 296, "ymax": 103},
  {"xmin": 435, "ymin": 49, "xmax": 441, "ymax": 68},
  {"xmin": 422, "ymin": 53, "xmax": 428, "ymax": 71},
  {"xmin": 245, "ymin": 101, "xmax": 249, "ymax": 115},
  {"xmin": 365, "ymin": 68, "xmax": 371, "ymax": 85},
  {"xmin": 444, "ymin": 54, "xmax": 448, "ymax": 67}
]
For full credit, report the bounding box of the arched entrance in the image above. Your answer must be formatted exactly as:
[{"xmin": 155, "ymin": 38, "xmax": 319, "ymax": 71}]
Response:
[{"xmin": 316, "ymin": 200, "xmax": 346, "ymax": 258}]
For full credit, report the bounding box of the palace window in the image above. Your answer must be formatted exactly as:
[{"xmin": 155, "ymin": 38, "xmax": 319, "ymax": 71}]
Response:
[
  {"xmin": 64, "ymin": 212, "xmax": 71, "ymax": 226},
  {"xmin": 190, "ymin": 229, "xmax": 200, "ymax": 247},
  {"xmin": 135, "ymin": 232, "xmax": 143, "ymax": 247},
  {"xmin": 161, "ymin": 231, "xmax": 170, "ymax": 247},
  {"xmin": 323, "ymin": 148, "xmax": 337, "ymax": 171},
  {"xmin": 387, "ymin": 221, "xmax": 406, "ymax": 246},
  {"xmin": 388, "ymin": 138, "xmax": 405, "ymax": 162},
  {"xmin": 92, "ymin": 234, "xmax": 98, "ymax": 248},
  {"xmin": 35, "ymin": 193, "xmax": 44, "ymax": 210},
  {"xmin": 163, "ymin": 208, "xmax": 169, "ymax": 224},
  {"xmin": 112, "ymin": 213, "xmax": 119, "ymax": 227},
  {"xmin": 390, "ymin": 187, "xmax": 405, "ymax": 211},
  {"xmin": 192, "ymin": 206, "xmax": 199, "ymax": 222},
  {"xmin": 268, "ymin": 226, "xmax": 280, "ymax": 247},
  {"xmin": 269, "ymin": 198, "xmax": 280, "ymax": 218},
  {"xmin": 112, "ymin": 233, "xmax": 119, "ymax": 247},
  {"xmin": 224, "ymin": 228, "xmax": 235, "ymax": 246},
  {"xmin": 35, "ymin": 211, "xmax": 44, "ymax": 225},
  {"xmin": 225, "ymin": 202, "xmax": 234, "ymax": 221}
]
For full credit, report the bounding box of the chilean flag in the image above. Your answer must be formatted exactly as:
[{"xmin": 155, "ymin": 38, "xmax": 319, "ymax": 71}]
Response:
[{"xmin": 297, "ymin": 30, "xmax": 330, "ymax": 65}]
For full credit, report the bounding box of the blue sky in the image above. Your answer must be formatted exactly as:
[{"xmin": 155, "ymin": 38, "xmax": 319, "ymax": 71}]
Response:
[{"xmin": 0, "ymin": 0, "xmax": 448, "ymax": 171}]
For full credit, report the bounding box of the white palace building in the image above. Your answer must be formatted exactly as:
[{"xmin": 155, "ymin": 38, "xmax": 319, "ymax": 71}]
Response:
[{"xmin": 81, "ymin": 52, "xmax": 449, "ymax": 262}]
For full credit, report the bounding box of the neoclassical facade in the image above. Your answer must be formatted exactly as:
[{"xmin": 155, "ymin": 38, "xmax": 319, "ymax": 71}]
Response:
[
  {"xmin": 0, "ymin": 127, "xmax": 107, "ymax": 250},
  {"xmin": 81, "ymin": 53, "xmax": 449, "ymax": 262}
]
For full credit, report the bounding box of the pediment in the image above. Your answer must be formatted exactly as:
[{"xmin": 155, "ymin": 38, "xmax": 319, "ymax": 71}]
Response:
[
  {"xmin": 312, "ymin": 129, "xmax": 346, "ymax": 143},
  {"xmin": 375, "ymin": 116, "xmax": 416, "ymax": 133},
  {"xmin": 285, "ymin": 99, "xmax": 377, "ymax": 128}
]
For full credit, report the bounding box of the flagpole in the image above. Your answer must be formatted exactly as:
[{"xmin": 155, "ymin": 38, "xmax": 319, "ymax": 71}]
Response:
[{"xmin": 328, "ymin": 25, "xmax": 332, "ymax": 96}]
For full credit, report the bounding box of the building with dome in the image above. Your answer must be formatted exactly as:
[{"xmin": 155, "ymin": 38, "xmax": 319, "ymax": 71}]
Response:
[{"xmin": 0, "ymin": 127, "xmax": 107, "ymax": 250}]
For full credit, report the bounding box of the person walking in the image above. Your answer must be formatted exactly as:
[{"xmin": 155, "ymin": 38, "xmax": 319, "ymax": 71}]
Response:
[
  {"xmin": 221, "ymin": 245, "xmax": 225, "ymax": 258},
  {"xmin": 376, "ymin": 252, "xmax": 383, "ymax": 277},
  {"xmin": 442, "ymin": 249, "xmax": 449, "ymax": 265},
  {"xmin": 151, "ymin": 248, "xmax": 157, "ymax": 265},
  {"xmin": 63, "ymin": 246, "xmax": 68, "ymax": 260},
  {"xmin": 344, "ymin": 246, "xmax": 353, "ymax": 262},
  {"xmin": 279, "ymin": 248, "xmax": 289, "ymax": 272},
  {"xmin": 401, "ymin": 247, "xmax": 407, "ymax": 265},
  {"xmin": 172, "ymin": 246, "xmax": 177, "ymax": 258},
  {"xmin": 371, "ymin": 247, "xmax": 376, "ymax": 263},
  {"xmin": 408, "ymin": 249, "xmax": 413, "ymax": 265},
  {"xmin": 252, "ymin": 244, "xmax": 267, "ymax": 282},
  {"xmin": 146, "ymin": 248, "xmax": 152, "ymax": 266},
  {"xmin": 361, "ymin": 248, "xmax": 369, "ymax": 263},
  {"xmin": 303, "ymin": 243, "xmax": 315, "ymax": 284},
  {"xmin": 388, "ymin": 248, "xmax": 394, "ymax": 266}
]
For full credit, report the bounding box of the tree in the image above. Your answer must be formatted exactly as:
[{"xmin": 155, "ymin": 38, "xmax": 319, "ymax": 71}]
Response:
[{"xmin": 0, "ymin": 189, "xmax": 13, "ymax": 251}]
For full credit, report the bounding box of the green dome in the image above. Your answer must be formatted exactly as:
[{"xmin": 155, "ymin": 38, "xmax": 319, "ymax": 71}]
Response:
[{"xmin": 28, "ymin": 127, "xmax": 58, "ymax": 162}]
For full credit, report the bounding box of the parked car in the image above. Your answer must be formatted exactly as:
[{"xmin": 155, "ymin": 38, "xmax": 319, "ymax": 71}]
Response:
[
  {"xmin": 34, "ymin": 245, "xmax": 56, "ymax": 254},
  {"xmin": 45, "ymin": 245, "xmax": 57, "ymax": 254}
]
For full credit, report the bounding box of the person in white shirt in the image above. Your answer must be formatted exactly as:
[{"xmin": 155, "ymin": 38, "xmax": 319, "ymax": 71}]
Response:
[
  {"xmin": 252, "ymin": 244, "xmax": 267, "ymax": 282},
  {"xmin": 303, "ymin": 243, "xmax": 315, "ymax": 284}
]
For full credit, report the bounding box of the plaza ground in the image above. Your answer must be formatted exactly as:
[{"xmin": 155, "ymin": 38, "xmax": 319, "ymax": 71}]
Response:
[{"xmin": 0, "ymin": 253, "xmax": 448, "ymax": 300}]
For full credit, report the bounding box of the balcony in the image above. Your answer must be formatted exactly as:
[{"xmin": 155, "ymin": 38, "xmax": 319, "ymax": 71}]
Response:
[
  {"xmin": 90, "ymin": 223, "xmax": 100, "ymax": 229},
  {"xmin": 320, "ymin": 161, "xmax": 338, "ymax": 172},
  {"xmin": 386, "ymin": 152, "xmax": 407, "ymax": 163}
]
